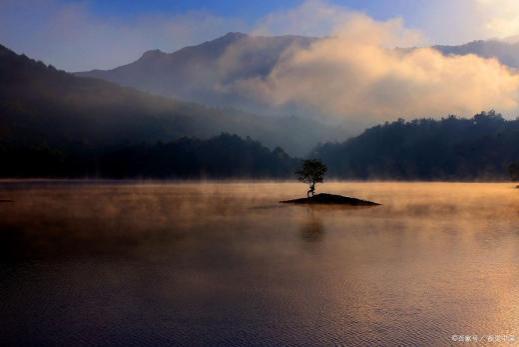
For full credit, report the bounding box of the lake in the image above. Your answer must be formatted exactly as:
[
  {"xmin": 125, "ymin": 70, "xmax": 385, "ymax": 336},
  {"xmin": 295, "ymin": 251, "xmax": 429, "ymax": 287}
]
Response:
[{"xmin": 0, "ymin": 181, "xmax": 518, "ymax": 346}]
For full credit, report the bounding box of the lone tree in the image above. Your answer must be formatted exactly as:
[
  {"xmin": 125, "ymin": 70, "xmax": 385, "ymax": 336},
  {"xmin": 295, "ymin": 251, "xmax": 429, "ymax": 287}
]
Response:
[{"xmin": 296, "ymin": 159, "xmax": 328, "ymax": 197}]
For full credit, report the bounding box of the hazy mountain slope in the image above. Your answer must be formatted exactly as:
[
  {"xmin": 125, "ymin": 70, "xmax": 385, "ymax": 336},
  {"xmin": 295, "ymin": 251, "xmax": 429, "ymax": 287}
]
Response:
[
  {"xmin": 0, "ymin": 43, "xmax": 339, "ymax": 155},
  {"xmin": 434, "ymin": 40, "xmax": 519, "ymax": 69},
  {"xmin": 76, "ymin": 32, "xmax": 317, "ymax": 111}
]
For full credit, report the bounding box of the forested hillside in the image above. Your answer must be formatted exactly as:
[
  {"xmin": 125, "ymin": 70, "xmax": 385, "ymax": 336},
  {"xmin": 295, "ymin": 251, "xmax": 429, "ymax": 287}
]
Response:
[
  {"xmin": 1, "ymin": 133, "xmax": 297, "ymax": 178},
  {"xmin": 0, "ymin": 44, "xmax": 300, "ymax": 178},
  {"xmin": 315, "ymin": 111, "xmax": 519, "ymax": 180}
]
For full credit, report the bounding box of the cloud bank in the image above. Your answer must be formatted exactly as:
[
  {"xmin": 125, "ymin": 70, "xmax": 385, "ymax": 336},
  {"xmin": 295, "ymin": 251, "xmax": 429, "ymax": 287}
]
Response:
[
  {"xmin": 225, "ymin": 8, "xmax": 519, "ymax": 122},
  {"xmin": 475, "ymin": 0, "xmax": 519, "ymax": 40}
]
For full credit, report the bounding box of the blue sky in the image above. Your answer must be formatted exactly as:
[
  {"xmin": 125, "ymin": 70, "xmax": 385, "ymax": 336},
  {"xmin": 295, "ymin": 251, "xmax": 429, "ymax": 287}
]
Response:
[
  {"xmin": 86, "ymin": 0, "xmax": 302, "ymax": 19},
  {"xmin": 0, "ymin": 0, "xmax": 516, "ymax": 71},
  {"xmin": 66, "ymin": 0, "xmax": 421, "ymax": 24}
]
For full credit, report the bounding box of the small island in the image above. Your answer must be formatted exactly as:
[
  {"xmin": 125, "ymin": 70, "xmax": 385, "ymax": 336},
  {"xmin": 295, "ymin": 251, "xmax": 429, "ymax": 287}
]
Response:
[
  {"xmin": 281, "ymin": 159, "xmax": 381, "ymax": 206},
  {"xmin": 281, "ymin": 193, "xmax": 380, "ymax": 206}
]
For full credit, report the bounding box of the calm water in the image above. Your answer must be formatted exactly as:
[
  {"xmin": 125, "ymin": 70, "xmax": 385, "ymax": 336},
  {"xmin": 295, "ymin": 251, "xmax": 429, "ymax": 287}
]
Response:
[{"xmin": 0, "ymin": 181, "xmax": 518, "ymax": 346}]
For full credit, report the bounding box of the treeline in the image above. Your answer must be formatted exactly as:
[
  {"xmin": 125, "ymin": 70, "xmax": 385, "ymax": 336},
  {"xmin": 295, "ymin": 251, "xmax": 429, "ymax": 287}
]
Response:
[
  {"xmin": 314, "ymin": 111, "xmax": 519, "ymax": 180},
  {"xmin": 0, "ymin": 134, "xmax": 298, "ymax": 178}
]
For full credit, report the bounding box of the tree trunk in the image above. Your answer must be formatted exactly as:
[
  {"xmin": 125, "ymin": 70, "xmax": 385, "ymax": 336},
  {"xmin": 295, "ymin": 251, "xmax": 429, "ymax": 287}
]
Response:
[{"xmin": 307, "ymin": 182, "xmax": 316, "ymax": 197}]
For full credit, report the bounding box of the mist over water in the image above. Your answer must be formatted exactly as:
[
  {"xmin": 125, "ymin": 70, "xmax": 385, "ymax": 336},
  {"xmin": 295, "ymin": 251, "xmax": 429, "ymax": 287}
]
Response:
[{"xmin": 0, "ymin": 181, "xmax": 518, "ymax": 345}]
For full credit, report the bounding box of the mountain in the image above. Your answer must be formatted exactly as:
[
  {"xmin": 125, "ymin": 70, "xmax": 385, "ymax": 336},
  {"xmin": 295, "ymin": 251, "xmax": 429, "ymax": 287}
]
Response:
[
  {"xmin": 314, "ymin": 111, "xmax": 519, "ymax": 180},
  {"xmin": 78, "ymin": 34, "xmax": 519, "ymax": 113},
  {"xmin": 76, "ymin": 33, "xmax": 519, "ymax": 113},
  {"xmin": 434, "ymin": 40, "xmax": 519, "ymax": 69},
  {"xmin": 76, "ymin": 34, "xmax": 519, "ymax": 145},
  {"xmin": 0, "ymin": 43, "xmax": 340, "ymax": 156},
  {"xmin": 0, "ymin": 44, "xmax": 304, "ymax": 177},
  {"xmin": 76, "ymin": 32, "xmax": 317, "ymax": 113}
]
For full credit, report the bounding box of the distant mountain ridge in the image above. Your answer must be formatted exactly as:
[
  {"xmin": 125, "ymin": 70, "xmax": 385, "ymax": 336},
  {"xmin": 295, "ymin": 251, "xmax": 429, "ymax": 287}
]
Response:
[
  {"xmin": 77, "ymin": 33, "xmax": 519, "ymax": 117},
  {"xmin": 76, "ymin": 32, "xmax": 317, "ymax": 113},
  {"xmin": 434, "ymin": 40, "xmax": 519, "ymax": 69}
]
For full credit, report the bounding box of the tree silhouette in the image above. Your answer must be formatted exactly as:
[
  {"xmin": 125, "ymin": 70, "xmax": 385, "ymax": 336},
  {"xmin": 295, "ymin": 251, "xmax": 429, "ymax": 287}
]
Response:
[{"xmin": 296, "ymin": 159, "xmax": 328, "ymax": 197}]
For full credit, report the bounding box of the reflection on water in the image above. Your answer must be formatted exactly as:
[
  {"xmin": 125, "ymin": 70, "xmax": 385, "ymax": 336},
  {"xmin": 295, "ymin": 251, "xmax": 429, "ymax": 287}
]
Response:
[
  {"xmin": 0, "ymin": 181, "xmax": 518, "ymax": 346},
  {"xmin": 299, "ymin": 209, "xmax": 325, "ymax": 242}
]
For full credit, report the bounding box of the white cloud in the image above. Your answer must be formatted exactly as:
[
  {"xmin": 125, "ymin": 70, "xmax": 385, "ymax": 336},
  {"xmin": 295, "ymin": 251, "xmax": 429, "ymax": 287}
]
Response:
[
  {"xmin": 223, "ymin": 6, "xmax": 519, "ymax": 122},
  {"xmin": 413, "ymin": 0, "xmax": 519, "ymax": 44},
  {"xmin": 474, "ymin": 0, "xmax": 519, "ymax": 39},
  {"xmin": 253, "ymin": 0, "xmax": 352, "ymax": 37},
  {"xmin": 253, "ymin": 0, "xmax": 424, "ymax": 47}
]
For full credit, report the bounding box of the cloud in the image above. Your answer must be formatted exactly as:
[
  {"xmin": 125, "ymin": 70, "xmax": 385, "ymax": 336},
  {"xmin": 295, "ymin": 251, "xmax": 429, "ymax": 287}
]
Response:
[
  {"xmin": 474, "ymin": 0, "xmax": 519, "ymax": 39},
  {"xmin": 224, "ymin": 6, "xmax": 519, "ymax": 122},
  {"xmin": 415, "ymin": 0, "xmax": 519, "ymax": 44},
  {"xmin": 253, "ymin": 0, "xmax": 353, "ymax": 37},
  {"xmin": 254, "ymin": 0, "xmax": 424, "ymax": 47},
  {"xmin": 0, "ymin": 0, "xmax": 247, "ymax": 71},
  {"xmin": 251, "ymin": 0, "xmax": 519, "ymax": 45}
]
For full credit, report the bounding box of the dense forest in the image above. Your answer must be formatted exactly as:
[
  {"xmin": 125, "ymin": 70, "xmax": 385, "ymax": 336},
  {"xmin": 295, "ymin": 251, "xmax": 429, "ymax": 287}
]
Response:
[
  {"xmin": 315, "ymin": 111, "xmax": 519, "ymax": 180},
  {"xmin": 0, "ymin": 134, "xmax": 297, "ymax": 178}
]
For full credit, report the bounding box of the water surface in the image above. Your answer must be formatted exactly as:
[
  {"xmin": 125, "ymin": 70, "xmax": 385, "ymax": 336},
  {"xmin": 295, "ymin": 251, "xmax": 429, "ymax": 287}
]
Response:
[{"xmin": 0, "ymin": 181, "xmax": 518, "ymax": 346}]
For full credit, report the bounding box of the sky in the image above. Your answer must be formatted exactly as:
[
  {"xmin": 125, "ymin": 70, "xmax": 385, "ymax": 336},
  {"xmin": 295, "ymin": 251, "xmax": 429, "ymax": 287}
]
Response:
[{"xmin": 2, "ymin": 0, "xmax": 519, "ymax": 71}]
